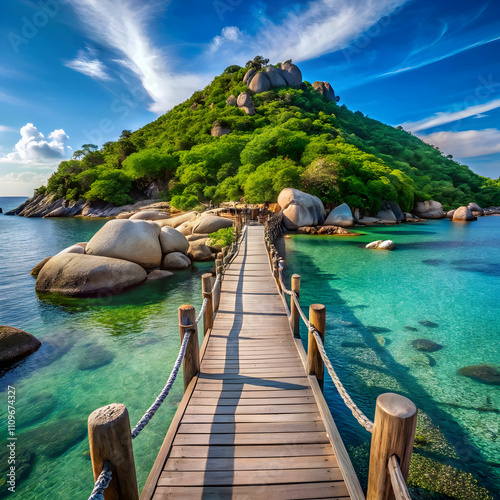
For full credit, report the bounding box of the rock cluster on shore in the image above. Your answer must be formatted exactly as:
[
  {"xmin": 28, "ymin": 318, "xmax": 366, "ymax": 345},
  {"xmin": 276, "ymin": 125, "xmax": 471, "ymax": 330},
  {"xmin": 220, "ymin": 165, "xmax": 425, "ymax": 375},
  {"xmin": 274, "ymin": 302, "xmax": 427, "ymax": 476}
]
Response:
[
  {"xmin": 0, "ymin": 325, "xmax": 41, "ymax": 365},
  {"xmin": 33, "ymin": 211, "xmax": 233, "ymax": 297}
]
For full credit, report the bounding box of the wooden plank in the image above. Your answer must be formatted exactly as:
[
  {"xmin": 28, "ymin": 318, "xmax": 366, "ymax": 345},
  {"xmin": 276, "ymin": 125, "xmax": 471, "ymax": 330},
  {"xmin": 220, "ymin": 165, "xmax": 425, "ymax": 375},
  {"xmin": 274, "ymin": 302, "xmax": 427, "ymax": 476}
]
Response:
[
  {"xmin": 168, "ymin": 443, "xmax": 333, "ymax": 458},
  {"xmin": 158, "ymin": 468, "xmax": 344, "ymax": 486},
  {"xmin": 188, "ymin": 396, "xmax": 316, "ymax": 406},
  {"xmin": 177, "ymin": 421, "xmax": 326, "ymax": 434},
  {"xmin": 184, "ymin": 404, "xmax": 320, "ymax": 415},
  {"xmin": 193, "ymin": 389, "xmax": 314, "ymax": 398},
  {"xmin": 153, "ymin": 484, "xmax": 349, "ymax": 500},
  {"xmin": 172, "ymin": 431, "xmax": 329, "ymax": 446},
  {"xmin": 180, "ymin": 413, "xmax": 323, "ymax": 424},
  {"xmin": 163, "ymin": 454, "xmax": 338, "ymax": 471}
]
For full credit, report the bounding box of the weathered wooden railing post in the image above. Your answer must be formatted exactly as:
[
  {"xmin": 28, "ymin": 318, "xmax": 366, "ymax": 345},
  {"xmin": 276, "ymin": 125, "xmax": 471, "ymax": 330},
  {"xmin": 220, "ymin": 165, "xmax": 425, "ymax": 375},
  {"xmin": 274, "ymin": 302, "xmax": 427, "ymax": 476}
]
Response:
[
  {"xmin": 178, "ymin": 305, "xmax": 200, "ymax": 391},
  {"xmin": 290, "ymin": 274, "xmax": 301, "ymax": 338},
  {"xmin": 307, "ymin": 304, "xmax": 326, "ymax": 390},
  {"xmin": 88, "ymin": 403, "xmax": 139, "ymax": 500},
  {"xmin": 367, "ymin": 393, "xmax": 417, "ymax": 500},
  {"xmin": 201, "ymin": 273, "xmax": 213, "ymax": 336},
  {"xmin": 215, "ymin": 256, "xmax": 223, "ymax": 277}
]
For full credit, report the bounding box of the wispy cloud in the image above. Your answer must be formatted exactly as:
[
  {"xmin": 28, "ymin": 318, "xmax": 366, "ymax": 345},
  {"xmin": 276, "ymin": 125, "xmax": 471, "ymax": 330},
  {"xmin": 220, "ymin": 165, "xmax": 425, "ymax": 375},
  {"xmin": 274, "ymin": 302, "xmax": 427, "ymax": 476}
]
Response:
[
  {"xmin": 379, "ymin": 34, "xmax": 500, "ymax": 78},
  {"xmin": 209, "ymin": 0, "xmax": 409, "ymax": 63},
  {"xmin": 402, "ymin": 98, "xmax": 500, "ymax": 132},
  {"xmin": 67, "ymin": 0, "xmax": 206, "ymax": 114},
  {"xmin": 0, "ymin": 123, "xmax": 69, "ymax": 163},
  {"xmin": 0, "ymin": 171, "xmax": 51, "ymax": 185},
  {"xmin": 65, "ymin": 47, "xmax": 112, "ymax": 81},
  {"xmin": 0, "ymin": 125, "xmax": 17, "ymax": 133},
  {"xmin": 420, "ymin": 128, "xmax": 500, "ymax": 158}
]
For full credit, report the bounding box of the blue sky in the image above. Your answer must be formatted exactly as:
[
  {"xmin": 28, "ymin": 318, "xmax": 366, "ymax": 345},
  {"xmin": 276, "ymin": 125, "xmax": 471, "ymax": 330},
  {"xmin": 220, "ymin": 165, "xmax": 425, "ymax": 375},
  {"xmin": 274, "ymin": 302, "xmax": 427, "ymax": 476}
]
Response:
[{"xmin": 1, "ymin": 0, "xmax": 499, "ymax": 196}]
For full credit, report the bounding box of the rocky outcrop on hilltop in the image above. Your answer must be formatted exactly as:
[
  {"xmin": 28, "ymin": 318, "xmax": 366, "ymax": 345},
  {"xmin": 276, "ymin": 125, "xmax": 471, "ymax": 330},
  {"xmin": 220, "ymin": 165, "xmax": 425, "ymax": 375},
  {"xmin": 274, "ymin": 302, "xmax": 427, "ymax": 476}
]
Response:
[
  {"xmin": 243, "ymin": 61, "xmax": 303, "ymax": 97},
  {"xmin": 312, "ymin": 81, "xmax": 339, "ymax": 102}
]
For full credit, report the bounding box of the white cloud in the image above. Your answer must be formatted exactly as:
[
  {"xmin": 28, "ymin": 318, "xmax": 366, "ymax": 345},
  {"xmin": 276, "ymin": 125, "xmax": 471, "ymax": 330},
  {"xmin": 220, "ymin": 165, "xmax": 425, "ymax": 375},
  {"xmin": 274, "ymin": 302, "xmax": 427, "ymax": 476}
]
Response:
[
  {"xmin": 0, "ymin": 171, "xmax": 51, "ymax": 184},
  {"xmin": 1, "ymin": 123, "xmax": 69, "ymax": 163},
  {"xmin": 65, "ymin": 48, "xmax": 112, "ymax": 81},
  {"xmin": 209, "ymin": 0, "xmax": 408, "ymax": 63},
  {"xmin": 402, "ymin": 98, "xmax": 500, "ymax": 132},
  {"xmin": 67, "ymin": 0, "xmax": 206, "ymax": 114},
  {"xmin": 210, "ymin": 26, "xmax": 243, "ymax": 52},
  {"xmin": 419, "ymin": 128, "xmax": 500, "ymax": 158},
  {"xmin": 0, "ymin": 125, "xmax": 17, "ymax": 133}
]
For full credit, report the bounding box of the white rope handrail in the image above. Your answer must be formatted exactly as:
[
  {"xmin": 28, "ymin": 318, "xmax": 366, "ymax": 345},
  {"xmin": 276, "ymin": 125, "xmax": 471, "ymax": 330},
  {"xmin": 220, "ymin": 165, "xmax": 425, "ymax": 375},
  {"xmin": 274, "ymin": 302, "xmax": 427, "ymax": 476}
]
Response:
[
  {"xmin": 131, "ymin": 329, "xmax": 192, "ymax": 438},
  {"xmin": 88, "ymin": 461, "xmax": 113, "ymax": 500}
]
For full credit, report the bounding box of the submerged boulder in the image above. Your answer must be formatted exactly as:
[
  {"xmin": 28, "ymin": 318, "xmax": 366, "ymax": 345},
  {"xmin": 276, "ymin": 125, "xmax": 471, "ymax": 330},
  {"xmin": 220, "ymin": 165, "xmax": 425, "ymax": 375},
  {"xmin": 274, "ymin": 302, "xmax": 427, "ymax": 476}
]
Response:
[
  {"xmin": 36, "ymin": 253, "xmax": 147, "ymax": 297},
  {"xmin": 412, "ymin": 339, "xmax": 443, "ymax": 352},
  {"xmin": 159, "ymin": 226, "xmax": 189, "ymax": 254},
  {"xmin": 278, "ymin": 188, "xmax": 325, "ymax": 230},
  {"xmin": 325, "ymin": 203, "xmax": 355, "ymax": 227},
  {"xmin": 459, "ymin": 364, "xmax": 500, "ymax": 385},
  {"xmin": 452, "ymin": 206, "xmax": 477, "ymax": 222},
  {"xmin": 0, "ymin": 325, "xmax": 41, "ymax": 364},
  {"xmin": 86, "ymin": 219, "xmax": 162, "ymax": 268}
]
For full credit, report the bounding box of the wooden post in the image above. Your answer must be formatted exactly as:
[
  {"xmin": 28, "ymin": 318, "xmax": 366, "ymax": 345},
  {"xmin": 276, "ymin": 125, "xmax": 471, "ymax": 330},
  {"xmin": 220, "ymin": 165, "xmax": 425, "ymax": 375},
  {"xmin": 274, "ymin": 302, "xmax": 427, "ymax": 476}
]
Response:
[
  {"xmin": 215, "ymin": 258, "xmax": 223, "ymax": 277},
  {"xmin": 307, "ymin": 304, "xmax": 326, "ymax": 390},
  {"xmin": 88, "ymin": 403, "xmax": 139, "ymax": 500},
  {"xmin": 290, "ymin": 274, "xmax": 301, "ymax": 338},
  {"xmin": 367, "ymin": 393, "xmax": 417, "ymax": 500},
  {"xmin": 202, "ymin": 273, "xmax": 213, "ymax": 336},
  {"xmin": 178, "ymin": 305, "xmax": 200, "ymax": 391}
]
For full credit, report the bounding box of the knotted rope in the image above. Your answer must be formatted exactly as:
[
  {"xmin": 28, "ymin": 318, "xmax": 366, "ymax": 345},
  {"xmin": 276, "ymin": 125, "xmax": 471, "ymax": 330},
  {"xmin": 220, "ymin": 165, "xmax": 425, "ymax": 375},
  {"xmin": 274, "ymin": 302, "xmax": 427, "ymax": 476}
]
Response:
[{"xmin": 88, "ymin": 461, "xmax": 113, "ymax": 500}]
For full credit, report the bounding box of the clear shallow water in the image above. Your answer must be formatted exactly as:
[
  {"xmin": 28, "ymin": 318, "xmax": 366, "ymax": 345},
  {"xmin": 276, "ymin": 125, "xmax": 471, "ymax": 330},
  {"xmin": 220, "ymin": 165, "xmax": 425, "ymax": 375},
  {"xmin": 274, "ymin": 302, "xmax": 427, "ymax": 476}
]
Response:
[
  {"xmin": 0, "ymin": 198, "xmax": 211, "ymax": 498},
  {"xmin": 285, "ymin": 217, "xmax": 500, "ymax": 497}
]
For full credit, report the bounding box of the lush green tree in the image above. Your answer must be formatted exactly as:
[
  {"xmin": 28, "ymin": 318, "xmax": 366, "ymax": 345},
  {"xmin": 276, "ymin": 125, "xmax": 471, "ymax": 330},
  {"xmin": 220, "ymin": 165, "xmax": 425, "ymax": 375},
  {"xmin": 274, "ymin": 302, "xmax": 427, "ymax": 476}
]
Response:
[{"xmin": 123, "ymin": 149, "xmax": 178, "ymax": 179}]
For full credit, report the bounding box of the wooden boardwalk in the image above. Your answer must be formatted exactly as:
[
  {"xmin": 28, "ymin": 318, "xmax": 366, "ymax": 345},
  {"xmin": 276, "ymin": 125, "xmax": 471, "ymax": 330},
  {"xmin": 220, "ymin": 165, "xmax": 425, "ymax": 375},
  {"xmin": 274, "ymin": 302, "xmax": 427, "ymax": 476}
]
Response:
[{"xmin": 142, "ymin": 225, "xmax": 362, "ymax": 500}]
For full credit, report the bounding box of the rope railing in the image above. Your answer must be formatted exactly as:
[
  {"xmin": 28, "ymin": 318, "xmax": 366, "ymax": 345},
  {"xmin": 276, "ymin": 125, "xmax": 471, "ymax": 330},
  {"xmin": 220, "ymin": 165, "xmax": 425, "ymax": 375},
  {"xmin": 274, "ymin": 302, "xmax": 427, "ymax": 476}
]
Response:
[
  {"xmin": 88, "ymin": 215, "xmax": 248, "ymax": 500},
  {"xmin": 88, "ymin": 461, "xmax": 113, "ymax": 500}
]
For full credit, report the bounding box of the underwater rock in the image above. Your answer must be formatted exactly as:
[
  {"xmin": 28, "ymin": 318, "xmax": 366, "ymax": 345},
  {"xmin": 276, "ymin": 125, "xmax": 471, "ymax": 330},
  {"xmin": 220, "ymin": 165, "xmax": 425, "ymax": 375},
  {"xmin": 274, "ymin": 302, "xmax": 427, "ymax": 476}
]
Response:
[
  {"xmin": 405, "ymin": 326, "xmax": 419, "ymax": 332},
  {"xmin": 18, "ymin": 393, "xmax": 56, "ymax": 427},
  {"xmin": 412, "ymin": 339, "xmax": 443, "ymax": 352},
  {"xmin": 340, "ymin": 341, "xmax": 368, "ymax": 349},
  {"xmin": 419, "ymin": 320, "xmax": 439, "ymax": 328},
  {"xmin": 0, "ymin": 325, "xmax": 41, "ymax": 365},
  {"xmin": 366, "ymin": 326, "xmax": 392, "ymax": 333},
  {"xmin": 25, "ymin": 418, "xmax": 86, "ymax": 458},
  {"xmin": 78, "ymin": 345, "xmax": 114, "ymax": 370},
  {"xmin": 458, "ymin": 364, "xmax": 500, "ymax": 385},
  {"xmin": 0, "ymin": 447, "xmax": 32, "ymax": 492}
]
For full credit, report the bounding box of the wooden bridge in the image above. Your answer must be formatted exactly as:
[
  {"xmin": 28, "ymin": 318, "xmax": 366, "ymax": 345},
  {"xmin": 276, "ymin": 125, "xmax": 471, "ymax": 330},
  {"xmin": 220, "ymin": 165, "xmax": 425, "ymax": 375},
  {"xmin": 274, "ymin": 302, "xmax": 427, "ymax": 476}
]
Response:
[{"xmin": 87, "ymin": 220, "xmax": 417, "ymax": 500}]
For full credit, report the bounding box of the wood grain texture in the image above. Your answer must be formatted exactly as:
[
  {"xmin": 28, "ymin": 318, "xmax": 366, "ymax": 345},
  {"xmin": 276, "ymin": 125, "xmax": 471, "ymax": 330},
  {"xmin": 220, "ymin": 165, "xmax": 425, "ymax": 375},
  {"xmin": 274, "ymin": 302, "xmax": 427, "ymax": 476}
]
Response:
[{"xmin": 142, "ymin": 226, "xmax": 361, "ymax": 499}]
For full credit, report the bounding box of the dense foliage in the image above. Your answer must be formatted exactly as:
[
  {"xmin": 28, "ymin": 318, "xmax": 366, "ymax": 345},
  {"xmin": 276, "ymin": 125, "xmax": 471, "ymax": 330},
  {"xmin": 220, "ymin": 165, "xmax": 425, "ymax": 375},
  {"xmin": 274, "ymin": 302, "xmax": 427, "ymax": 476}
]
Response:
[{"xmin": 39, "ymin": 63, "xmax": 500, "ymax": 212}]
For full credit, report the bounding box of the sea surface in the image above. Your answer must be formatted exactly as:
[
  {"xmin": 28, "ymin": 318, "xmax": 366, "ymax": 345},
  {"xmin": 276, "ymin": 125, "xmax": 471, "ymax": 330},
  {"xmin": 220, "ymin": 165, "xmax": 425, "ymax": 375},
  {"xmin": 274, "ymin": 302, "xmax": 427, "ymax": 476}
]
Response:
[
  {"xmin": 0, "ymin": 196, "xmax": 498, "ymax": 498},
  {"xmin": 285, "ymin": 215, "xmax": 500, "ymax": 498}
]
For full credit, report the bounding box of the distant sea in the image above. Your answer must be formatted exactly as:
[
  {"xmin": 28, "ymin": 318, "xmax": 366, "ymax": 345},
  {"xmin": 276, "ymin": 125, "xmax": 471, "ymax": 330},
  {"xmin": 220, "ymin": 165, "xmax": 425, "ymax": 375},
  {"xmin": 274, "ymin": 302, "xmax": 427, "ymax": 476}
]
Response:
[{"xmin": 0, "ymin": 196, "xmax": 498, "ymax": 498}]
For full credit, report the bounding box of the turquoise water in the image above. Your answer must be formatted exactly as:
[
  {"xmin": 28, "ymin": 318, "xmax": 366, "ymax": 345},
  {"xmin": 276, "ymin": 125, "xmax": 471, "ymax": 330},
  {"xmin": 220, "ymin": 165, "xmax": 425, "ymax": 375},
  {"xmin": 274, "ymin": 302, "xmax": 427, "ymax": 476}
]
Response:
[
  {"xmin": 285, "ymin": 217, "xmax": 500, "ymax": 497},
  {"xmin": 0, "ymin": 197, "xmax": 210, "ymax": 498}
]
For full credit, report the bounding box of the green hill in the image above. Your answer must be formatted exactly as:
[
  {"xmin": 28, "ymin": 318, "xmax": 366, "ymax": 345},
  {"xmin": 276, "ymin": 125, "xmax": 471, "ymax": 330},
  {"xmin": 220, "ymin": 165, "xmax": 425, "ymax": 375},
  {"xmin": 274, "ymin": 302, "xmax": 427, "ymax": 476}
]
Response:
[{"xmin": 38, "ymin": 60, "xmax": 500, "ymax": 213}]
